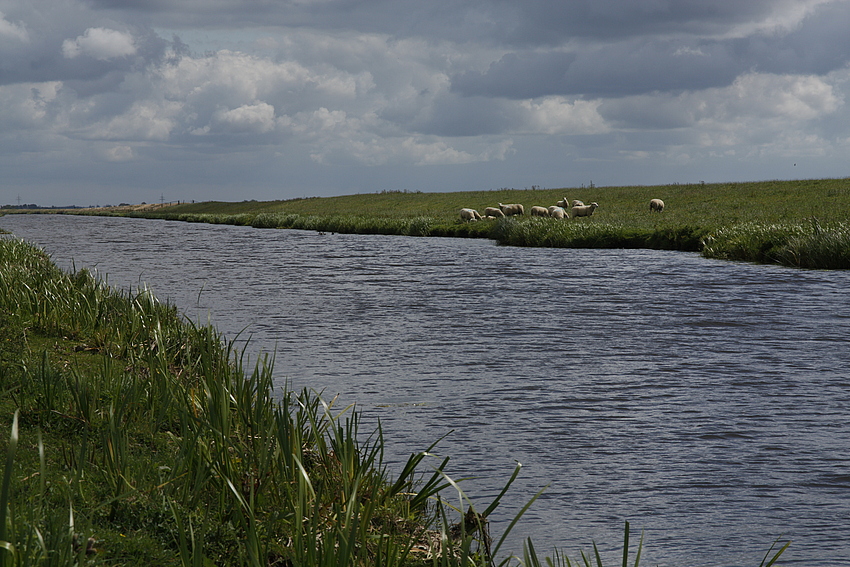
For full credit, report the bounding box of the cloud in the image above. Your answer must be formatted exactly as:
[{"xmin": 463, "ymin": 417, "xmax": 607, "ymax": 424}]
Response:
[
  {"xmin": 450, "ymin": 1, "xmax": 850, "ymax": 100},
  {"xmin": 518, "ymin": 98, "xmax": 608, "ymax": 135},
  {"xmin": 213, "ymin": 102, "xmax": 277, "ymax": 133},
  {"xmin": 0, "ymin": 11, "xmax": 28, "ymax": 42},
  {"xmin": 74, "ymin": 100, "xmax": 180, "ymax": 141},
  {"xmin": 308, "ymin": 132, "xmax": 513, "ymax": 167},
  {"xmin": 0, "ymin": 82, "xmax": 61, "ymax": 129},
  {"xmin": 104, "ymin": 145, "xmax": 134, "ymax": 161},
  {"xmin": 597, "ymin": 71, "xmax": 844, "ymax": 163},
  {"xmin": 62, "ymin": 28, "xmax": 137, "ymax": 60}
]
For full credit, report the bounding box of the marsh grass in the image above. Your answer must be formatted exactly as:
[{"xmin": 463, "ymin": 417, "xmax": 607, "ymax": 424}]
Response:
[{"xmin": 700, "ymin": 219, "xmax": 850, "ymax": 268}]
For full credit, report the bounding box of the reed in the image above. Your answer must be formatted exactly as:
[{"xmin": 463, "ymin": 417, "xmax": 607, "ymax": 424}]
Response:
[{"xmin": 0, "ymin": 237, "xmax": 793, "ymax": 565}]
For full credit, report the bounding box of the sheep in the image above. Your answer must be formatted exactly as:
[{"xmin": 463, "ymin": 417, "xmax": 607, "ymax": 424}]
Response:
[
  {"xmin": 499, "ymin": 203, "xmax": 524, "ymax": 216},
  {"xmin": 483, "ymin": 206, "xmax": 505, "ymax": 218},
  {"xmin": 460, "ymin": 208, "xmax": 482, "ymax": 222},
  {"xmin": 530, "ymin": 206, "xmax": 550, "ymax": 217},
  {"xmin": 556, "ymin": 197, "xmax": 570, "ymax": 208},
  {"xmin": 549, "ymin": 206, "xmax": 567, "ymax": 219},
  {"xmin": 649, "ymin": 198, "xmax": 665, "ymax": 212},
  {"xmin": 571, "ymin": 202, "xmax": 599, "ymax": 217},
  {"xmin": 572, "ymin": 200, "xmax": 584, "ymax": 207}
]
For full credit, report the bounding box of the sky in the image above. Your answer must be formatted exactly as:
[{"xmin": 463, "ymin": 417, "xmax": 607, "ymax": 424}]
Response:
[{"xmin": 2, "ymin": 0, "xmax": 850, "ymax": 206}]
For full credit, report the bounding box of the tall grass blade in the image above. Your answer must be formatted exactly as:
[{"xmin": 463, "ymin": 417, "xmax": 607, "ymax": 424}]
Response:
[
  {"xmin": 0, "ymin": 411, "xmax": 19, "ymax": 565},
  {"xmin": 592, "ymin": 542, "xmax": 603, "ymax": 567},
  {"xmin": 758, "ymin": 537, "xmax": 791, "ymax": 567},
  {"xmin": 490, "ymin": 466, "xmax": 546, "ymax": 560},
  {"xmin": 622, "ymin": 522, "xmax": 629, "ymax": 567}
]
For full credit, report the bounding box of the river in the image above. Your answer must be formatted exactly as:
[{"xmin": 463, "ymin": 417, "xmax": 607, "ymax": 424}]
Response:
[{"xmin": 2, "ymin": 213, "xmax": 849, "ymax": 566}]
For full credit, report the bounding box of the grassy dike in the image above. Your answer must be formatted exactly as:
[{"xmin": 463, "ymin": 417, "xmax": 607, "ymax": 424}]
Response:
[{"xmin": 52, "ymin": 177, "xmax": 850, "ymax": 270}]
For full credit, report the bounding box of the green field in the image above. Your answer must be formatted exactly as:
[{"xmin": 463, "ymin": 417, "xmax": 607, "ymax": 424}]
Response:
[
  {"xmin": 172, "ymin": 178, "xmax": 850, "ymax": 222},
  {"xmin": 70, "ymin": 177, "xmax": 850, "ymax": 270}
]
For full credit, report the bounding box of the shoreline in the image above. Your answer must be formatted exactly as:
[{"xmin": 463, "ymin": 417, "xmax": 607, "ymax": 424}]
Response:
[{"xmin": 5, "ymin": 176, "xmax": 850, "ymax": 269}]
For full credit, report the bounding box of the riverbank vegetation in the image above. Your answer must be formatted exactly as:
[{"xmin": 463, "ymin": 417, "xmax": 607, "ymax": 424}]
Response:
[
  {"xmin": 0, "ymin": 238, "xmax": 792, "ymax": 565},
  {"xmin": 10, "ymin": 177, "xmax": 846, "ymax": 270}
]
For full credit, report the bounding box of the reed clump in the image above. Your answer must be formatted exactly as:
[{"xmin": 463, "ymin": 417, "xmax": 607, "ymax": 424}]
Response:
[
  {"xmin": 701, "ymin": 219, "xmax": 850, "ymax": 269},
  {"xmin": 490, "ymin": 218, "xmax": 707, "ymax": 250}
]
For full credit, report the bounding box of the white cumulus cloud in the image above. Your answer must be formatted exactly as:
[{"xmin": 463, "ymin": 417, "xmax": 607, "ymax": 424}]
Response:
[
  {"xmin": 62, "ymin": 27, "xmax": 136, "ymax": 60},
  {"xmin": 104, "ymin": 145, "xmax": 134, "ymax": 161},
  {"xmin": 519, "ymin": 97, "xmax": 609, "ymax": 135},
  {"xmin": 0, "ymin": 11, "xmax": 28, "ymax": 42},
  {"xmin": 213, "ymin": 102, "xmax": 277, "ymax": 133}
]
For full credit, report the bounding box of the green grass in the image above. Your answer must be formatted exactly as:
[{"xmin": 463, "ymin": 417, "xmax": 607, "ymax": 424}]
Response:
[
  {"xmin": 0, "ymin": 238, "xmax": 793, "ymax": 565},
  {"xmin": 138, "ymin": 179, "xmax": 850, "ymax": 223},
  {"xmin": 12, "ymin": 177, "xmax": 847, "ymax": 269}
]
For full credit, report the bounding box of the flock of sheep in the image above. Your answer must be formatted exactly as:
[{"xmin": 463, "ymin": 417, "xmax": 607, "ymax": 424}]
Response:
[{"xmin": 460, "ymin": 197, "xmax": 664, "ymax": 222}]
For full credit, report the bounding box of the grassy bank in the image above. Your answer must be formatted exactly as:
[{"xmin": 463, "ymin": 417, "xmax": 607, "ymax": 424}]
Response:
[
  {"xmin": 0, "ymin": 238, "xmax": 792, "ymax": 566},
  {"xmin": 17, "ymin": 177, "xmax": 847, "ymax": 269}
]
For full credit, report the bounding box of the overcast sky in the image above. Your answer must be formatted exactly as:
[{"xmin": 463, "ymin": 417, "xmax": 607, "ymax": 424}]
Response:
[{"xmin": 2, "ymin": 0, "xmax": 849, "ymax": 205}]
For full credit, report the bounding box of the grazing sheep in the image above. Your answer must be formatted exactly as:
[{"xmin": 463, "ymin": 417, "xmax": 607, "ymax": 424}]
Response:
[
  {"xmin": 549, "ymin": 206, "xmax": 567, "ymax": 219},
  {"xmin": 556, "ymin": 197, "xmax": 570, "ymax": 208},
  {"xmin": 649, "ymin": 198, "xmax": 665, "ymax": 212},
  {"xmin": 530, "ymin": 206, "xmax": 550, "ymax": 217},
  {"xmin": 460, "ymin": 208, "xmax": 482, "ymax": 222},
  {"xmin": 572, "ymin": 200, "xmax": 584, "ymax": 207},
  {"xmin": 571, "ymin": 202, "xmax": 599, "ymax": 217},
  {"xmin": 484, "ymin": 206, "xmax": 505, "ymax": 218},
  {"xmin": 499, "ymin": 203, "xmax": 525, "ymax": 216}
]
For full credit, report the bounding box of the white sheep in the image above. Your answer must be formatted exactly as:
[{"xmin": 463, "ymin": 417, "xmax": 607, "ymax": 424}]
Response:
[
  {"xmin": 460, "ymin": 208, "xmax": 482, "ymax": 222},
  {"xmin": 571, "ymin": 202, "xmax": 599, "ymax": 217},
  {"xmin": 649, "ymin": 198, "xmax": 665, "ymax": 212},
  {"xmin": 483, "ymin": 206, "xmax": 505, "ymax": 218},
  {"xmin": 499, "ymin": 203, "xmax": 525, "ymax": 216},
  {"xmin": 572, "ymin": 200, "xmax": 584, "ymax": 207},
  {"xmin": 530, "ymin": 206, "xmax": 550, "ymax": 217},
  {"xmin": 556, "ymin": 197, "xmax": 570, "ymax": 208},
  {"xmin": 549, "ymin": 206, "xmax": 567, "ymax": 219}
]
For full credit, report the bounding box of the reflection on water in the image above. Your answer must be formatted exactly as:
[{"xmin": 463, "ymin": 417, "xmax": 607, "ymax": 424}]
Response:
[{"xmin": 4, "ymin": 213, "xmax": 850, "ymax": 565}]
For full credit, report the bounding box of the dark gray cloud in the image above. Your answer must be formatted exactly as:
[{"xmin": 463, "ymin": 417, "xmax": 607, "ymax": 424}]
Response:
[
  {"xmin": 0, "ymin": 1, "xmax": 172, "ymax": 87},
  {"xmin": 452, "ymin": 1, "xmax": 850, "ymax": 99},
  {"xmin": 82, "ymin": 0, "xmax": 801, "ymax": 46},
  {"xmin": 598, "ymin": 94, "xmax": 698, "ymax": 130},
  {"xmin": 405, "ymin": 94, "xmax": 522, "ymax": 137},
  {"xmin": 739, "ymin": 2, "xmax": 850, "ymax": 75},
  {"xmin": 481, "ymin": 0, "xmax": 771, "ymax": 44},
  {"xmin": 452, "ymin": 40, "xmax": 741, "ymax": 98}
]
